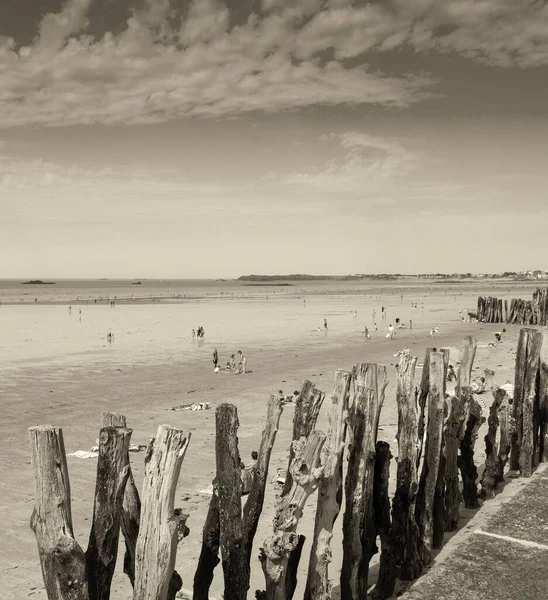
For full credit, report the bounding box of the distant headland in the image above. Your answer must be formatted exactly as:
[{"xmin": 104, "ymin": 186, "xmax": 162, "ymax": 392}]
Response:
[{"xmin": 21, "ymin": 280, "xmax": 56, "ymax": 285}]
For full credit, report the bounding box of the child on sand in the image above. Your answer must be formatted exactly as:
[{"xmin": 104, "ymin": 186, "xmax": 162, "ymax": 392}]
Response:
[{"xmin": 387, "ymin": 324, "xmax": 395, "ymax": 339}]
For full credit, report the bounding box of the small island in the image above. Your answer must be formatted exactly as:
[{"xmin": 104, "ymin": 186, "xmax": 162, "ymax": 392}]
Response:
[
  {"xmin": 132, "ymin": 281, "xmax": 142, "ymax": 285},
  {"xmin": 21, "ymin": 280, "xmax": 56, "ymax": 285}
]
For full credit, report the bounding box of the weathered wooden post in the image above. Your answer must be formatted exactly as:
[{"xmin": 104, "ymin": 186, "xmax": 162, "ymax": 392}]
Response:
[
  {"xmin": 133, "ymin": 425, "xmax": 191, "ymax": 600},
  {"xmin": 281, "ymin": 380, "xmax": 325, "ymax": 496},
  {"xmin": 390, "ymin": 354, "xmax": 422, "ymax": 583},
  {"xmin": 101, "ymin": 413, "xmax": 182, "ymax": 600},
  {"xmin": 341, "ymin": 363, "xmax": 387, "ymax": 600},
  {"xmin": 520, "ymin": 329, "xmax": 542, "ymax": 476},
  {"xmin": 193, "ymin": 486, "xmax": 220, "ymax": 600},
  {"xmin": 29, "ymin": 425, "xmax": 89, "ymax": 600},
  {"xmin": 511, "ymin": 328, "xmax": 542, "ymax": 473},
  {"xmin": 370, "ymin": 441, "xmax": 395, "ymax": 600},
  {"xmin": 415, "ymin": 351, "xmax": 445, "ymax": 566},
  {"xmin": 455, "ymin": 336, "xmax": 484, "ymax": 509},
  {"xmin": 86, "ymin": 426, "xmax": 132, "ymax": 600},
  {"xmin": 479, "ymin": 388, "xmax": 506, "ymax": 499},
  {"xmin": 443, "ymin": 394, "xmax": 465, "ymax": 531},
  {"xmin": 540, "ymin": 331, "xmax": 548, "ymax": 462},
  {"xmin": 305, "ymin": 371, "xmax": 351, "ymax": 600},
  {"xmin": 215, "ymin": 404, "xmax": 247, "ymax": 600},
  {"xmin": 259, "ymin": 430, "xmax": 326, "ymax": 600}
]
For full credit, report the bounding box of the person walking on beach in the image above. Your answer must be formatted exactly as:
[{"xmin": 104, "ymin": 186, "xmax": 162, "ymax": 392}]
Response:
[
  {"xmin": 409, "ymin": 319, "xmax": 412, "ymax": 330},
  {"xmin": 229, "ymin": 354, "xmax": 236, "ymax": 373},
  {"xmin": 387, "ymin": 324, "xmax": 395, "ymax": 339},
  {"xmin": 364, "ymin": 326, "xmax": 370, "ymax": 340},
  {"xmin": 237, "ymin": 350, "xmax": 245, "ymax": 374},
  {"xmin": 213, "ymin": 348, "xmax": 218, "ymax": 370},
  {"xmin": 324, "ymin": 319, "xmax": 328, "ymax": 330},
  {"xmin": 192, "ymin": 329, "xmax": 196, "ymax": 338}
]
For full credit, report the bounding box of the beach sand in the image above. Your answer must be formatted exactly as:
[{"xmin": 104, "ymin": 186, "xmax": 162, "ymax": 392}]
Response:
[{"xmin": 0, "ymin": 281, "xmax": 526, "ymax": 599}]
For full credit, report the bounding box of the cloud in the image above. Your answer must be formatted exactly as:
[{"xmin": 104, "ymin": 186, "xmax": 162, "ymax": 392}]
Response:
[
  {"xmin": 0, "ymin": 0, "xmax": 546, "ymax": 128},
  {"xmin": 284, "ymin": 131, "xmax": 414, "ymax": 191}
]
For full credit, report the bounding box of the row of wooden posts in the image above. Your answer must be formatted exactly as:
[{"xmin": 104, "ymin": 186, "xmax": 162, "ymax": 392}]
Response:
[
  {"xmin": 29, "ymin": 330, "xmax": 547, "ymax": 600},
  {"xmin": 477, "ymin": 287, "xmax": 548, "ymax": 325}
]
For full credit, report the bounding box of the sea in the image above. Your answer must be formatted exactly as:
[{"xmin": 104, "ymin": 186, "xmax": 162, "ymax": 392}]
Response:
[{"xmin": 0, "ymin": 278, "xmax": 533, "ymax": 373}]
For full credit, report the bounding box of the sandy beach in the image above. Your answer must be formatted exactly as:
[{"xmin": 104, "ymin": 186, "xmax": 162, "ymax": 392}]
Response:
[{"xmin": 0, "ymin": 280, "xmax": 526, "ymax": 599}]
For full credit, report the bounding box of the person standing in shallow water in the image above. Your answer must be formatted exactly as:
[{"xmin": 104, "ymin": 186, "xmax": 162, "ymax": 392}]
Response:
[
  {"xmin": 324, "ymin": 319, "xmax": 328, "ymax": 330},
  {"xmin": 213, "ymin": 348, "xmax": 218, "ymax": 370}
]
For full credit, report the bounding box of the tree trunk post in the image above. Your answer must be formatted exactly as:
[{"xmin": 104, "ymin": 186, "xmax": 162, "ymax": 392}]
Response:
[
  {"xmin": 479, "ymin": 389, "xmax": 505, "ymax": 499},
  {"xmin": 259, "ymin": 431, "xmax": 326, "ymax": 600},
  {"xmin": 214, "ymin": 404, "xmax": 247, "ymax": 600},
  {"xmin": 86, "ymin": 426, "xmax": 132, "ymax": 600},
  {"xmin": 444, "ymin": 394, "xmax": 465, "ymax": 531},
  {"xmin": 539, "ymin": 331, "xmax": 548, "ymax": 462},
  {"xmin": 242, "ymin": 397, "xmax": 284, "ymax": 580},
  {"xmin": 193, "ymin": 487, "xmax": 220, "ymax": 600},
  {"xmin": 416, "ymin": 348, "xmax": 432, "ymax": 470},
  {"xmin": 415, "ymin": 351, "xmax": 445, "ymax": 566},
  {"xmin": 133, "ymin": 425, "xmax": 191, "ymax": 600},
  {"xmin": 29, "ymin": 425, "xmax": 89, "ymax": 600},
  {"xmin": 391, "ymin": 354, "xmax": 422, "ymax": 582},
  {"xmin": 304, "ymin": 371, "xmax": 351, "ymax": 600},
  {"xmin": 341, "ymin": 363, "xmax": 387, "ymax": 600},
  {"xmin": 520, "ymin": 329, "xmax": 542, "ymax": 476},
  {"xmin": 282, "ymin": 381, "xmax": 325, "ymax": 496},
  {"xmin": 370, "ymin": 441, "xmax": 395, "ymax": 600}
]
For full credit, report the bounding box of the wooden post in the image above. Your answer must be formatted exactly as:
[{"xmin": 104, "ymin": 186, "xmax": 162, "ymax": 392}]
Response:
[
  {"xmin": 86, "ymin": 426, "xmax": 132, "ymax": 600},
  {"xmin": 215, "ymin": 404, "xmax": 247, "ymax": 600},
  {"xmin": 416, "ymin": 348, "xmax": 432, "ymax": 470},
  {"xmin": 281, "ymin": 380, "xmax": 325, "ymax": 497},
  {"xmin": 259, "ymin": 430, "xmax": 326, "ymax": 600},
  {"xmin": 444, "ymin": 395, "xmax": 465, "ymax": 531},
  {"xmin": 134, "ymin": 425, "xmax": 191, "ymax": 600},
  {"xmin": 520, "ymin": 329, "xmax": 542, "ymax": 476},
  {"xmin": 504, "ymin": 299, "xmax": 509, "ymax": 322},
  {"xmin": 415, "ymin": 351, "xmax": 445, "ymax": 566},
  {"xmin": 193, "ymin": 487, "xmax": 220, "ymax": 600},
  {"xmin": 29, "ymin": 426, "xmax": 89, "ymax": 600},
  {"xmin": 370, "ymin": 441, "xmax": 395, "ymax": 600},
  {"xmin": 540, "ymin": 331, "xmax": 548, "ymax": 462},
  {"xmin": 242, "ymin": 397, "xmax": 284, "ymax": 578},
  {"xmin": 391, "ymin": 354, "xmax": 422, "ymax": 582},
  {"xmin": 304, "ymin": 371, "xmax": 351, "ymax": 600},
  {"xmin": 479, "ymin": 389, "xmax": 505, "ymax": 499},
  {"xmin": 497, "ymin": 391, "xmax": 512, "ymax": 484},
  {"xmin": 101, "ymin": 414, "xmax": 181, "ymax": 599},
  {"xmin": 341, "ymin": 363, "xmax": 387, "ymax": 600}
]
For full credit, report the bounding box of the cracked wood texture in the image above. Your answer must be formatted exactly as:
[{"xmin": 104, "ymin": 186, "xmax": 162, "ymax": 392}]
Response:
[
  {"xmin": 391, "ymin": 353, "xmax": 422, "ymax": 582},
  {"xmin": 370, "ymin": 441, "xmax": 395, "ymax": 600},
  {"xmin": 259, "ymin": 430, "xmax": 326, "ymax": 600},
  {"xmin": 304, "ymin": 370, "xmax": 351, "ymax": 600},
  {"xmin": 415, "ymin": 351, "xmax": 445, "ymax": 566},
  {"xmin": 282, "ymin": 380, "xmax": 325, "ymax": 497},
  {"xmin": 215, "ymin": 404, "xmax": 247, "ymax": 600},
  {"xmin": 86, "ymin": 426, "xmax": 132, "ymax": 600},
  {"xmin": 134, "ymin": 425, "xmax": 191, "ymax": 600},
  {"xmin": 29, "ymin": 425, "xmax": 89, "ymax": 600},
  {"xmin": 242, "ymin": 397, "xmax": 283, "ymax": 578},
  {"xmin": 341, "ymin": 363, "xmax": 387, "ymax": 600},
  {"xmin": 101, "ymin": 413, "xmax": 182, "ymax": 600},
  {"xmin": 480, "ymin": 388, "xmax": 506, "ymax": 499}
]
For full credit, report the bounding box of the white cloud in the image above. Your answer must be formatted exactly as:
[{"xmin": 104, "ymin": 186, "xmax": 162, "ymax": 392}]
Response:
[
  {"xmin": 0, "ymin": 0, "xmax": 546, "ymax": 129},
  {"xmin": 284, "ymin": 131, "xmax": 414, "ymax": 191}
]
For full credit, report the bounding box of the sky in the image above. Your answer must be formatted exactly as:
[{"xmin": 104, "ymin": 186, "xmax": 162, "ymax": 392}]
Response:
[{"xmin": 1, "ymin": 0, "xmax": 548, "ymax": 278}]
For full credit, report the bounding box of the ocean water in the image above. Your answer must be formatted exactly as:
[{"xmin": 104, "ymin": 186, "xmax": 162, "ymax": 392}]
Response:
[{"xmin": 0, "ymin": 278, "xmax": 528, "ymax": 372}]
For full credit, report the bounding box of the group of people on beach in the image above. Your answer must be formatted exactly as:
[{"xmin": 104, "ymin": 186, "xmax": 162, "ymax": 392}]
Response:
[
  {"xmin": 213, "ymin": 348, "xmax": 247, "ymax": 374},
  {"xmin": 193, "ymin": 326, "xmax": 205, "ymax": 338}
]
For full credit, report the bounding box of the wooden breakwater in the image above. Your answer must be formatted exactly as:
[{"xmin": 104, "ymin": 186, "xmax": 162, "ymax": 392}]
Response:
[
  {"xmin": 29, "ymin": 332, "xmax": 547, "ymax": 600},
  {"xmin": 477, "ymin": 287, "xmax": 548, "ymax": 324}
]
